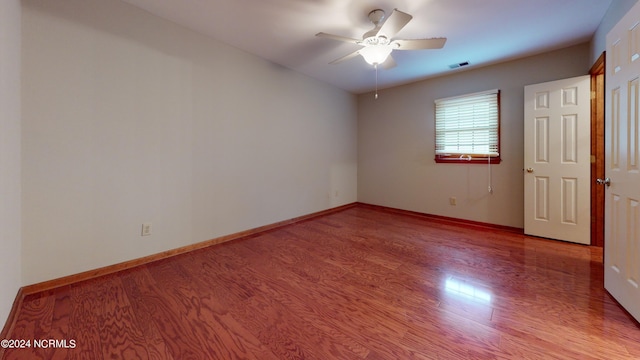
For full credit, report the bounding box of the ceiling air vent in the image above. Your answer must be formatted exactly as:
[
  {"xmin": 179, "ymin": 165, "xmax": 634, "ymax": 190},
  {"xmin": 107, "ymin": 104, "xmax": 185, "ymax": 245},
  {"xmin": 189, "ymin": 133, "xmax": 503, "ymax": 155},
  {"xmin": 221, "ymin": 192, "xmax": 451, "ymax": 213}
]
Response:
[{"xmin": 449, "ymin": 61, "xmax": 470, "ymax": 69}]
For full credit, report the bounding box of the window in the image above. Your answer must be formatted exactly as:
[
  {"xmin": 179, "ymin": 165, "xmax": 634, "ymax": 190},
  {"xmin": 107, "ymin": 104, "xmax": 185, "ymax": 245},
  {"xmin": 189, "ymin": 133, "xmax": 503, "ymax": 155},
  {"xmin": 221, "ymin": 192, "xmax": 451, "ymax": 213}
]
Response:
[{"xmin": 434, "ymin": 89, "xmax": 501, "ymax": 163}]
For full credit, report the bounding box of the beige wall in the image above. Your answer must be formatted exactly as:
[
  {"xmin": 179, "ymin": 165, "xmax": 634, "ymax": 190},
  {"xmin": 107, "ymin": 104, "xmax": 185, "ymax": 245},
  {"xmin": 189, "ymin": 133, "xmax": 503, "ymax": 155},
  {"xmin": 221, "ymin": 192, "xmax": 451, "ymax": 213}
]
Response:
[
  {"xmin": 357, "ymin": 43, "xmax": 590, "ymax": 228},
  {"xmin": 21, "ymin": 0, "xmax": 357, "ymax": 285},
  {"xmin": 0, "ymin": 0, "xmax": 22, "ymax": 328}
]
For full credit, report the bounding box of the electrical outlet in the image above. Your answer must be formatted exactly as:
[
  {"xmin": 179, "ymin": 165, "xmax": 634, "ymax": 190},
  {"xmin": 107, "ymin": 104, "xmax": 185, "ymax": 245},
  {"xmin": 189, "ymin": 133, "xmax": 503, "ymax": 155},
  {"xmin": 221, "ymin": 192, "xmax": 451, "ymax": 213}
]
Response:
[
  {"xmin": 449, "ymin": 197, "xmax": 457, "ymax": 206},
  {"xmin": 141, "ymin": 223, "xmax": 152, "ymax": 236}
]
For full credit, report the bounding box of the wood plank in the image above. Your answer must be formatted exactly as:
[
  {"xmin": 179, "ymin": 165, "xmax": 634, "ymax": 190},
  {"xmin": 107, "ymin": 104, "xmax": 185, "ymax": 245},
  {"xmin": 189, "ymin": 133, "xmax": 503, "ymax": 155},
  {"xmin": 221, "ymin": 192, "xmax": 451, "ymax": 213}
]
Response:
[{"xmin": 2, "ymin": 292, "xmax": 55, "ymax": 360}]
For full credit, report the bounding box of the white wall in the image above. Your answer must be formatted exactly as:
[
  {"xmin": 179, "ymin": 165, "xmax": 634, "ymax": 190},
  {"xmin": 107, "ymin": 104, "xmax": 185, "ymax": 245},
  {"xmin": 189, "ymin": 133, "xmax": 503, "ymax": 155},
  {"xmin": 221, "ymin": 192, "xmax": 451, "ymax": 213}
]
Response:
[
  {"xmin": 358, "ymin": 43, "xmax": 590, "ymax": 228},
  {"xmin": 0, "ymin": 0, "xmax": 22, "ymax": 328},
  {"xmin": 21, "ymin": 0, "xmax": 357, "ymax": 285}
]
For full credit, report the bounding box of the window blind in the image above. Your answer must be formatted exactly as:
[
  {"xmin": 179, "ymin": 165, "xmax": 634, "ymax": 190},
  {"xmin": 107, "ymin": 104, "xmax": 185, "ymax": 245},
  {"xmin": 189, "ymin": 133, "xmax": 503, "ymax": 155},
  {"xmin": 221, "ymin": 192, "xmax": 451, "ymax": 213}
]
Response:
[{"xmin": 435, "ymin": 89, "xmax": 499, "ymax": 157}]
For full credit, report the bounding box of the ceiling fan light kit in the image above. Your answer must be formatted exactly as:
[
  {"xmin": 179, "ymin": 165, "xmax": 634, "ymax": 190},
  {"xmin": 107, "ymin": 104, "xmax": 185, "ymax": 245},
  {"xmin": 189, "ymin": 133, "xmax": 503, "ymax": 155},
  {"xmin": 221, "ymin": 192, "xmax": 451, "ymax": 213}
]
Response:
[{"xmin": 359, "ymin": 44, "xmax": 394, "ymax": 65}]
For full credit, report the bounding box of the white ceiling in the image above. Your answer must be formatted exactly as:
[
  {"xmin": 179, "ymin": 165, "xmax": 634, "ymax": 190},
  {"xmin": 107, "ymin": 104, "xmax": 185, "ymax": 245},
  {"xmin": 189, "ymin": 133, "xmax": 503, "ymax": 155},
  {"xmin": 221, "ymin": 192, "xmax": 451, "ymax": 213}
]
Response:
[{"xmin": 120, "ymin": 0, "xmax": 612, "ymax": 94}]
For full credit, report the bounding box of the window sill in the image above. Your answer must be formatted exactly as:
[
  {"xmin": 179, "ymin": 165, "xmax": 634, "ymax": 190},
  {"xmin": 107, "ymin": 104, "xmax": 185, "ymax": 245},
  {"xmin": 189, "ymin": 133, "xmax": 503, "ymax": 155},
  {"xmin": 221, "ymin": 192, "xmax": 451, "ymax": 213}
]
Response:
[{"xmin": 435, "ymin": 156, "xmax": 501, "ymax": 164}]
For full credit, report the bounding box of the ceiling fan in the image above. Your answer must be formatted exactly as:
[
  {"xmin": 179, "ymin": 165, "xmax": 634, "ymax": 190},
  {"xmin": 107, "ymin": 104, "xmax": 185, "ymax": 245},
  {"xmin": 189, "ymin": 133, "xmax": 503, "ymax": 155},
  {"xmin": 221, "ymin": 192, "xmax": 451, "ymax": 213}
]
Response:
[{"xmin": 316, "ymin": 8, "xmax": 447, "ymax": 69}]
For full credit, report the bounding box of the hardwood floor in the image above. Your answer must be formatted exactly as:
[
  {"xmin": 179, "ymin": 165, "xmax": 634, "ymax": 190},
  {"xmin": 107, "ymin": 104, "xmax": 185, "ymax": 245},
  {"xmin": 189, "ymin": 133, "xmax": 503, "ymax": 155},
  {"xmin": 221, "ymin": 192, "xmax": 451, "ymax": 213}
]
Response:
[{"xmin": 2, "ymin": 204, "xmax": 639, "ymax": 359}]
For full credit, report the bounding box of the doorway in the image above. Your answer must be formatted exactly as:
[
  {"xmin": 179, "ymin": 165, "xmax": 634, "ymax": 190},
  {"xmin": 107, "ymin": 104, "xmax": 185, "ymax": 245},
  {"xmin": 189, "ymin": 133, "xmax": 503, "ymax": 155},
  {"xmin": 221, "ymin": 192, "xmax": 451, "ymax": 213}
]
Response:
[{"xmin": 590, "ymin": 53, "xmax": 605, "ymax": 247}]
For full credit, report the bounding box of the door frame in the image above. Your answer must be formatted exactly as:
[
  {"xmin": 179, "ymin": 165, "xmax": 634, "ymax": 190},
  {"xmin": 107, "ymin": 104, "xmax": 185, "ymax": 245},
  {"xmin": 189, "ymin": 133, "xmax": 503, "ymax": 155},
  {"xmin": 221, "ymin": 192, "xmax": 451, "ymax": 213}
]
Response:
[{"xmin": 590, "ymin": 52, "xmax": 606, "ymax": 247}]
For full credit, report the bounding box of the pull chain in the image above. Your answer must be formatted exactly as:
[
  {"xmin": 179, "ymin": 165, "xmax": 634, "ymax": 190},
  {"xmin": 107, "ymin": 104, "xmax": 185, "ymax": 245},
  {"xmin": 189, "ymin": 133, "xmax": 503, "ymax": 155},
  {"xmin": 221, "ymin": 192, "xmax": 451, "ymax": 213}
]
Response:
[
  {"xmin": 374, "ymin": 64, "xmax": 379, "ymax": 99},
  {"xmin": 488, "ymin": 156, "xmax": 493, "ymax": 194}
]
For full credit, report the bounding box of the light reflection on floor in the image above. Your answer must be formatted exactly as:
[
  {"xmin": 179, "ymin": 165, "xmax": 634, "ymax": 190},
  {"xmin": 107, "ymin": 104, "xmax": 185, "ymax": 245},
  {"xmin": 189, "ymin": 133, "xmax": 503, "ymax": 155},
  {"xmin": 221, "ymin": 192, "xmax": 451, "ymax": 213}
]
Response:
[{"xmin": 444, "ymin": 276, "xmax": 492, "ymax": 304}]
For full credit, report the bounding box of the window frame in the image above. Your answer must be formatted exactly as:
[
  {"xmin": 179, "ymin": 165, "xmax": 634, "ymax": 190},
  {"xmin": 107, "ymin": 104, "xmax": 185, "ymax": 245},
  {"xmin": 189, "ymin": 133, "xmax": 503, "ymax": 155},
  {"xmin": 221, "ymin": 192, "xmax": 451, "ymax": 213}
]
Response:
[{"xmin": 434, "ymin": 89, "xmax": 501, "ymax": 164}]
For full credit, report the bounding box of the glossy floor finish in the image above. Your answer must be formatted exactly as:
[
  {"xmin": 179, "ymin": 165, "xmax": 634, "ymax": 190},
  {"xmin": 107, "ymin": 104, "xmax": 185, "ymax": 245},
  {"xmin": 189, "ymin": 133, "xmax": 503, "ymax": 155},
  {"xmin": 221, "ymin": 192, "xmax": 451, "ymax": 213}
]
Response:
[{"xmin": 2, "ymin": 205, "xmax": 639, "ymax": 359}]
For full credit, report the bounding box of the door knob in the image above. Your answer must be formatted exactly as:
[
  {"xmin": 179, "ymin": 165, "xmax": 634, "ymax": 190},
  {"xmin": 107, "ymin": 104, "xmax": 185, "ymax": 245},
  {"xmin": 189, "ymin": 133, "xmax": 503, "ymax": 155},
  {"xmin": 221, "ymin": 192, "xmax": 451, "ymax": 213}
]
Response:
[
  {"xmin": 526, "ymin": 168, "xmax": 534, "ymax": 173},
  {"xmin": 596, "ymin": 177, "xmax": 611, "ymax": 187}
]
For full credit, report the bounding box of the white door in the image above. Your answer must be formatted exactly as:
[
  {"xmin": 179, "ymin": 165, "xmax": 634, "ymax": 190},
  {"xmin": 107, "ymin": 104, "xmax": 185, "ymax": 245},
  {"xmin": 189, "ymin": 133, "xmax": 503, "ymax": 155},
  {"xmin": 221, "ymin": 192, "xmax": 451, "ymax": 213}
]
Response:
[
  {"xmin": 524, "ymin": 76, "xmax": 591, "ymax": 244},
  {"xmin": 604, "ymin": 0, "xmax": 640, "ymax": 322}
]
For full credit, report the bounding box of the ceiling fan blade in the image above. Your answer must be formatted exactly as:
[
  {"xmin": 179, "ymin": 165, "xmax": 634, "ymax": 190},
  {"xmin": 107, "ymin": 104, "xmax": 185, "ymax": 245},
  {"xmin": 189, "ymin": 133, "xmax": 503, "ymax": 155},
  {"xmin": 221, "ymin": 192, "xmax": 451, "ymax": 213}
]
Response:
[
  {"xmin": 381, "ymin": 55, "xmax": 397, "ymax": 70},
  {"xmin": 329, "ymin": 50, "xmax": 361, "ymax": 64},
  {"xmin": 376, "ymin": 9, "xmax": 412, "ymax": 38},
  {"xmin": 316, "ymin": 32, "xmax": 360, "ymax": 44},
  {"xmin": 392, "ymin": 38, "xmax": 447, "ymax": 50}
]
